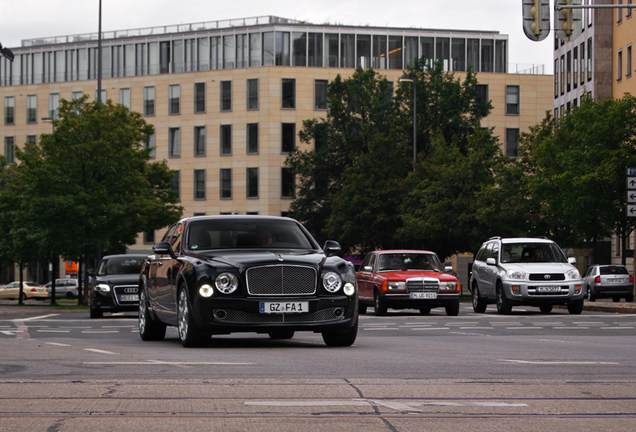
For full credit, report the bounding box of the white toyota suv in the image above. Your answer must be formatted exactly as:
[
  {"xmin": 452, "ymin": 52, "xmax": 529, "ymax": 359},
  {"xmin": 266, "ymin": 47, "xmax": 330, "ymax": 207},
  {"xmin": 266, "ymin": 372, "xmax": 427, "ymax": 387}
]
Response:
[{"xmin": 470, "ymin": 237, "xmax": 584, "ymax": 315}]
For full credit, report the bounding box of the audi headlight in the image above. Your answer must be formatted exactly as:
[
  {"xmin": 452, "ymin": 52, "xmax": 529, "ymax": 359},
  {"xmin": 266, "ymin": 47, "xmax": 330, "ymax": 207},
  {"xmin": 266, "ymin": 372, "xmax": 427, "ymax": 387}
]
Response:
[
  {"xmin": 323, "ymin": 272, "xmax": 342, "ymax": 293},
  {"xmin": 566, "ymin": 268, "xmax": 581, "ymax": 279},
  {"xmin": 215, "ymin": 273, "xmax": 238, "ymax": 294},
  {"xmin": 95, "ymin": 284, "xmax": 111, "ymax": 293},
  {"xmin": 439, "ymin": 281, "xmax": 458, "ymax": 292},
  {"xmin": 387, "ymin": 281, "xmax": 406, "ymax": 291},
  {"xmin": 506, "ymin": 270, "xmax": 526, "ymax": 280},
  {"xmin": 199, "ymin": 284, "xmax": 214, "ymax": 298}
]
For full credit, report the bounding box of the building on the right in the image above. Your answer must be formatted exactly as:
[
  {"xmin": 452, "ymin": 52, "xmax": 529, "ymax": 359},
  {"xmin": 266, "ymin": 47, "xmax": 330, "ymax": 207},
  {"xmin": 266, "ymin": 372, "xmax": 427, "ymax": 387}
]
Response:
[{"xmin": 553, "ymin": 0, "xmax": 613, "ymax": 118}]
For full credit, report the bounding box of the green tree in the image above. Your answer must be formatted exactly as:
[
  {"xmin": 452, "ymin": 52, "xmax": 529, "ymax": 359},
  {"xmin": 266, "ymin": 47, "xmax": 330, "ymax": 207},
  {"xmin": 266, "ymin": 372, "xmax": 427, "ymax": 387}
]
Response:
[
  {"xmin": 7, "ymin": 97, "xmax": 182, "ymax": 301},
  {"xmin": 512, "ymin": 95, "xmax": 636, "ymax": 262}
]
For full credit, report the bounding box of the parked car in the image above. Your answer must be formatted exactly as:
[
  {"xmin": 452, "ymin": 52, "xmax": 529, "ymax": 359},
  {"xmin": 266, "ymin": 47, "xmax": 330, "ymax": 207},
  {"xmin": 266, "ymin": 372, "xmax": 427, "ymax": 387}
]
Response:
[
  {"xmin": 138, "ymin": 215, "xmax": 358, "ymax": 347},
  {"xmin": 45, "ymin": 278, "xmax": 79, "ymax": 299},
  {"xmin": 583, "ymin": 264, "xmax": 634, "ymax": 302},
  {"xmin": 470, "ymin": 237, "xmax": 585, "ymax": 314},
  {"xmin": 0, "ymin": 281, "xmax": 48, "ymax": 301},
  {"xmin": 89, "ymin": 254, "xmax": 146, "ymax": 318},
  {"xmin": 356, "ymin": 250, "xmax": 461, "ymax": 316}
]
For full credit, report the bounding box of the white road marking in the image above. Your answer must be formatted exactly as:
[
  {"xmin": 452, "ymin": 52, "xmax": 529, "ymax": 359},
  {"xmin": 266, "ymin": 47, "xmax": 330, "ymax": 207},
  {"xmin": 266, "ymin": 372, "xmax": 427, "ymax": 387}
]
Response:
[
  {"xmin": 83, "ymin": 360, "xmax": 254, "ymax": 365},
  {"xmin": 0, "ymin": 330, "xmax": 16, "ymax": 336},
  {"xmin": 411, "ymin": 327, "xmax": 450, "ymax": 331},
  {"xmin": 81, "ymin": 330, "xmax": 119, "ymax": 334},
  {"xmin": 84, "ymin": 348, "xmax": 119, "ymax": 355},
  {"xmin": 46, "ymin": 342, "xmax": 71, "ymax": 347},
  {"xmin": 246, "ymin": 399, "xmax": 529, "ymax": 411},
  {"xmin": 37, "ymin": 330, "xmax": 70, "ymax": 333},
  {"xmin": 499, "ymin": 359, "xmax": 618, "ymax": 365}
]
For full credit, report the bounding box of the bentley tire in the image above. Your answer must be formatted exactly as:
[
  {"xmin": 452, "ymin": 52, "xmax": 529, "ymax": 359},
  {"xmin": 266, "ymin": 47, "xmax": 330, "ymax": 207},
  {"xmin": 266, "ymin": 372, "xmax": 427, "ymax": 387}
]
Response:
[{"xmin": 177, "ymin": 288, "xmax": 209, "ymax": 347}]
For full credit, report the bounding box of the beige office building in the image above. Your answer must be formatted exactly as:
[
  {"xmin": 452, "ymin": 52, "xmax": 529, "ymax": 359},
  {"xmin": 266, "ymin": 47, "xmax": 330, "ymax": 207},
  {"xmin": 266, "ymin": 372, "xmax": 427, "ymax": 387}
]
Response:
[{"xmin": 1, "ymin": 16, "xmax": 552, "ymax": 262}]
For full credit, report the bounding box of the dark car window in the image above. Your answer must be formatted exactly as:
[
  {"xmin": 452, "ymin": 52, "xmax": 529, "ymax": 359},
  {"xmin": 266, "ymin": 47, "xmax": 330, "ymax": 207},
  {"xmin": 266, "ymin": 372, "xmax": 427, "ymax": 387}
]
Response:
[
  {"xmin": 98, "ymin": 257, "xmax": 144, "ymax": 276},
  {"xmin": 187, "ymin": 218, "xmax": 317, "ymax": 250},
  {"xmin": 377, "ymin": 253, "xmax": 443, "ymax": 272},
  {"xmin": 600, "ymin": 266, "xmax": 629, "ymax": 275}
]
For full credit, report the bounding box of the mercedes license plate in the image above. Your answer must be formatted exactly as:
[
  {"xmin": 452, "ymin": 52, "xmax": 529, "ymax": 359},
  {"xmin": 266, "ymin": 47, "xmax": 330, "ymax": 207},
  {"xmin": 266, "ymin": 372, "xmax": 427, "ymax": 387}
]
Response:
[
  {"xmin": 119, "ymin": 294, "xmax": 139, "ymax": 302},
  {"xmin": 410, "ymin": 292, "xmax": 437, "ymax": 299},
  {"xmin": 260, "ymin": 302, "xmax": 308, "ymax": 314}
]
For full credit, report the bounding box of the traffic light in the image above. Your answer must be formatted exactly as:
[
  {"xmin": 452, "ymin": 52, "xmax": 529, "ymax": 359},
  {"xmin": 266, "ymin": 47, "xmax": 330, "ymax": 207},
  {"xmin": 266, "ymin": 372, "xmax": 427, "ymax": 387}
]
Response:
[
  {"xmin": 554, "ymin": 0, "xmax": 583, "ymax": 43},
  {"xmin": 522, "ymin": 0, "xmax": 551, "ymax": 42}
]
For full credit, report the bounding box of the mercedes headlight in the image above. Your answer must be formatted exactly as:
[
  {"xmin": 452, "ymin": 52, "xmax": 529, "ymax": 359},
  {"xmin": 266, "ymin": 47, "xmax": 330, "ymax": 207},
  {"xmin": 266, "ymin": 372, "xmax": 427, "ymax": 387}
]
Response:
[
  {"xmin": 387, "ymin": 281, "xmax": 406, "ymax": 291},
  {"xmin": 439, "ymin": 281, "xmax": 458, "ymax": 292}
]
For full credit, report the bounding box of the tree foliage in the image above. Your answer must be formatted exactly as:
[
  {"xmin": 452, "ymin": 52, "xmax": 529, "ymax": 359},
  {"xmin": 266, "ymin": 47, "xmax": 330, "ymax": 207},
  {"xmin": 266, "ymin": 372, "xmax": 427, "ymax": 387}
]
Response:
[{"xmin": 0, "ymin": 97, "xmax": 183, "ymax": 270}]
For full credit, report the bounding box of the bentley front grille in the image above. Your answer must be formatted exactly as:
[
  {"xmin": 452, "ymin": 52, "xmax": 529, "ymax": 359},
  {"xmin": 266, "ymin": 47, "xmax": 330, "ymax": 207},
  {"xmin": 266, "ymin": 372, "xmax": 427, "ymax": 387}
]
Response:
[{"xmin": 246, "ymin": 265, "xmax": 316, "ymax": 296}]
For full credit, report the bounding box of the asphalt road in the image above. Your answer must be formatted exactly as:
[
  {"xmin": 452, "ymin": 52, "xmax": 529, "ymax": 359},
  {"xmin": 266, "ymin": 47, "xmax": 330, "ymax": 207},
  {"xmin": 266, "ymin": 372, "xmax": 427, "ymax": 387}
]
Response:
[{"xmin": 0, "ymin": 301, "xmax": 635, "ymax": 431}]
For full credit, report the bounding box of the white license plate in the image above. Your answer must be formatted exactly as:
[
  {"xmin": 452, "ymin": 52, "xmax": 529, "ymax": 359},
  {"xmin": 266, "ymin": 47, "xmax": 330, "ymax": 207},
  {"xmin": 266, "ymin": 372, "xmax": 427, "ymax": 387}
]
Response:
[
  {"xmin": 260, "ymin": 302, "xmax": 308, "ymax": 314},
  {"xmin": 119, "ymin": 294, "xmax": 139, "ymax": 302},
  {"xmin": 410, "ymin": 292, "xmax": 437, "ymax": 299},
  {"xmin": 536, "ymin": 286, "xmax": 560, "ymax": 293},
  {"xmin": 607, "ymin": 278, "xmax": 624, "ymax": 283}
]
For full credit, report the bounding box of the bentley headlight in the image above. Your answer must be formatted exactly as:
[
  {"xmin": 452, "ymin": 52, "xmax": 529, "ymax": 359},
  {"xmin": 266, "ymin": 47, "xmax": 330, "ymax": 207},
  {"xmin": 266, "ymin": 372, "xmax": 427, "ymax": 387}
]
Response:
[
  {"xmin": 95, "ymin": 284, "xmax": 111, "ymax": 293},
  {"xmin": 323, "ymin": 272, "xmax": 342, "ymax": 293},
  {"xmin": 566, "ymin": 268, "xmax": 581, "ymax": 279},
  {"xmin": 506, "ymin": 270, "xmax": 526, "ymax": 280},
  {"xmin": 199, "ymin": 284, "xmax": 214, "ymax": 298},
  {"xmin": 343, "ymin": 282, "xmax": 356, "ymax": 296},
  {"xmin": 215, "ymin": 273, "xmax": 238, "ymax": 294}
]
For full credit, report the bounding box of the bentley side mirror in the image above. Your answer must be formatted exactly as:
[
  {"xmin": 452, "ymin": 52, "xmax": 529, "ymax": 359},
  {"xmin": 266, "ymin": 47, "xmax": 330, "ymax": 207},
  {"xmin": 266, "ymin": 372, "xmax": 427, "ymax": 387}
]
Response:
[
  {"xmin": 323, "ymin": 240, "xmax": 341, "ymax": 257},
  {"xmin": 153, "ymin": 241, "xmax": 176, "ymax": 259}
]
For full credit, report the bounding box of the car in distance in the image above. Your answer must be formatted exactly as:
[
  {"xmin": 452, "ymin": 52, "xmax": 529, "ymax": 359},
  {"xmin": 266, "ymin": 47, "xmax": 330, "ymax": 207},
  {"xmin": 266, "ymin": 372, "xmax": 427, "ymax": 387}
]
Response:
[
  {"xmin": 89, "ymin": 254, "xmax": 146, "ymax": 318},
  {"xmin": 583, "ymin": 264, "xmax": 634, "ymax": 302},
  {"xmin": 356, "ymin": 250, "xmax": 461, "ymax": 316},
  {"xmin": 138, "ymin": 215, "xmax": 358, "ymax": 347},
  {"xmin": 470, "ymin": 237, "xmax": 584, "ymax": 315},
  {"xmin": 0, "ymin": 281, "xmax": 48, "ymax": 301},
  {"xmin": 45, "ymin": 278, "xmax": 79, "ymax": 299}
]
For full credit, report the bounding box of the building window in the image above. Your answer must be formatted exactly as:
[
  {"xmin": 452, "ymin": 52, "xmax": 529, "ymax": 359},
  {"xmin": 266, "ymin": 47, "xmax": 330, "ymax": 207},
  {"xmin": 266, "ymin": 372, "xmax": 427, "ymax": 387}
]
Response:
[
  {"xmin": 169, "ymin": 84, "xmax": 180, "ymax": 115},
  {"xmin": 26, "ymin": 95, "xmax": 37, "ymax": 124},
  {"xmin": 4, "ymin": 137, "xmax": 14, "ymax": 164},
  {"xmin": 618, "ymin": 49, "xmax": 623, "ymax": 82},
  {"xmin": 119, "ymin": 88, "xmax": 131, "ymax": 109},
  {"xmin": 247, "ymin": 78, "xmax": 258, "ymax": 110},
  {"xmin": 194, "ymin": 126, "xmax": 206, "ymax": 156},
  {"xmin": 169, "ymin": 127, "xmax": 180, "ymax": 157},
  {"xmin": 566, "ymin": 50, "xmax": 571, "ymax": 92},
  {"xmin": 145, "ymin": 131, "xmax": 155, "ymax": 159},
  {"xmin": 72, "ymin": 91, "xmax": 83, "ymax": 100},
  {"xmin": 580, "ymin": 42, "xmax": 586, "ymax": 85},
  {"xmin": 26, "ymin": 135, "xmax": 37, "ymax": 145},
  {"xmin": 144, "ymin": 231, "xmax": 155, "ymax": 244},
  {"xmin": 314, "ymin": 79, "xmax": 328, "ymax": 110},
  {"xmin": 143, "ymin": 86, "xmax": 155, "ymax": 116},
  {"xmin": 282, "ymin": 78, "xmax": 296, "ymax": 109},
  {"xmin": 220, "ymin": 81, "xmax": 232, "ymax": 111},
  {"xmin": 281, "ymin": 123, "xmax": 296, "ymax": 153},
  {"xmin": 247, "ymin": 167, "xmax": 259, "ymax": 198},
  {"xmin": 628, "ymin": 45, "xmax": 633, "ymax": 78},
  {"xmin": 560, "ymin": 55, "xmax": 565, "ymax": 95},
  {"xmin": 628, "ymin": 0, "xmax": 633, "ymax": 18},
  {"xmin": 172, "ymin": 170, "xmax": 180, "ymax": 199},
  {"xmin": 554, "ymin": 59, "xmax": 559, "ymax": 98},
  {"xmin": 618, "ymin": 0, "xmax": 624, "ymax": 23},
  {"xmin": 247, "ymin": 123, "xmax": 259, "ymax": 154},
  {"xmin": 506, "ymin": 128, "xmax": 519, "ymax": 158},
  {"xmin": 194, "ymin": 169, "xmax": 206, "ymax": 200},
  {"xmin": 220, "ymin": 124, "xmax": 232, "ymax": 155},
  {"xmin": 505, "ymin": 85, "xmax": 519, "ymax": 115},
  {"xmin": 573, "ymin": 47, "xmax": 579, "ymax": 88},
  {"xmin": 194, "ymin": 82, "xmax": 206, "ymax": 113},
  {"xmin": 48, "ymin": 93, "xmax": 60, "ymax": 120},
  {"xmin": 587, "ymin": 38, "xmax": 593, "ymax": 81},
  {"xmin": 281, "ymin": 167, "xmax": 295, "ymax": 198},
  {"xmin": 475, "ymin": 84, "xmax": 489, "ymax": 106},
  {"xmin": 220, "ymin": 168, "xmax": 232, "ymax": 199}
]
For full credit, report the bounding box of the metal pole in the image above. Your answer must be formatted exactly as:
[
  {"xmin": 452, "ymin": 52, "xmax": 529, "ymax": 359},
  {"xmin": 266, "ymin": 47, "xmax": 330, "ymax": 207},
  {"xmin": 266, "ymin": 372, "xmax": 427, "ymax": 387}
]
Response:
[
  {"xmin": 413, "ymin": 80, "xmax": 417, "ymax": 169},
  {"xmin": 97, "ymin": 0, "xmax": 102, "ymax": 105}
]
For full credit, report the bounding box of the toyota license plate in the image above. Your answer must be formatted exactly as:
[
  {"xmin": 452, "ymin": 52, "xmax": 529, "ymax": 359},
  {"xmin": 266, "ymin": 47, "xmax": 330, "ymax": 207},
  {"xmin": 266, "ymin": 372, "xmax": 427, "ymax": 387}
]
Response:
[
  {"xmin": 410, "ymin": 292, "xmax": 437, "ymax": 299},
  {"xmin": 536, "ymin": 286, "xmax": 560, "ymax": 293},
  {"xmin": 260, "ymin": 302, "xmax": 308, "ymax": 314},
  {"xmin": 119, "ymin": 294, "xmax": 139, "ymax": 302}
]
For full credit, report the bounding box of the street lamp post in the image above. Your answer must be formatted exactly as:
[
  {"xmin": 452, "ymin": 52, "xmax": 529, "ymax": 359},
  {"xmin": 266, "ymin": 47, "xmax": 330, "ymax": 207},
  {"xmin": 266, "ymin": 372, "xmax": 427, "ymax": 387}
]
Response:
[{"xmin": 399, "ymin": 76, "xmax": 417, "ymax": 169}]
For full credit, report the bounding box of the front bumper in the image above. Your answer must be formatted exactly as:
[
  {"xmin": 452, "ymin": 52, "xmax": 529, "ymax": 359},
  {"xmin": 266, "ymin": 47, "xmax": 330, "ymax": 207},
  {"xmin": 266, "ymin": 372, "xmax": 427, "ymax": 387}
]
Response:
[
  {"xmin": 383, "ymin": 292, "xmax": 460, "ymax": 309},
  {"xmin": 190, "ymin": 295, "xmax": 357, "ymax": 334},
  {"xmin": 91, "ymin": 291, "xmax": 138, "ymax": 312},
  {"xmin": 502, "ymin": 281, "xmax": 584, "ymax": 305}
]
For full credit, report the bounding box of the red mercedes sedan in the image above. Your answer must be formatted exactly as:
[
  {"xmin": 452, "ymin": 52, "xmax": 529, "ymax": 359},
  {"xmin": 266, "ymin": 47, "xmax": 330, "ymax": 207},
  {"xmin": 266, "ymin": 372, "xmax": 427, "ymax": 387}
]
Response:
[{"xmin": 356, "ymin": 250, "xmax": 461, "ymax": 316}]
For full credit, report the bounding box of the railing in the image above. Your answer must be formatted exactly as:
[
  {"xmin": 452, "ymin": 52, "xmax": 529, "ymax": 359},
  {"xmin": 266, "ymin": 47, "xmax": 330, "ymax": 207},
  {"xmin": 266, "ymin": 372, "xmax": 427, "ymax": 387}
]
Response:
[
  {"xmin": 21, "ymin": 16, "xmax": 301, "ymax": 47},
  {"xmin": 509, "ymin": 63, "xmax": 547, "ymax": 75}
]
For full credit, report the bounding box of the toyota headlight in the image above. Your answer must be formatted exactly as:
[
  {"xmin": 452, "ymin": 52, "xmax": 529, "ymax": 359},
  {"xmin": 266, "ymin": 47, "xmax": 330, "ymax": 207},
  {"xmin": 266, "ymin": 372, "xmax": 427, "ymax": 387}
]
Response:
[
  {"xmin": 323, "ymin": 272, "xmax": 342, "ymax": 293},
  {"xmin": 566, "ymin": 268, "xmax": 581, "ymax": 279},
  {"xmin": 506, "ymin": 270, "xmax": 526, "ymax": 280}
]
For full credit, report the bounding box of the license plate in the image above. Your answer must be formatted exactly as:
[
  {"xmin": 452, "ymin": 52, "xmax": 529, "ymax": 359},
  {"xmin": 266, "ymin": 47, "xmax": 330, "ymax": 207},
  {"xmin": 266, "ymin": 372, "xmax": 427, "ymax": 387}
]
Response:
[
  {"xmin": 119, "ymin": 294, "xmax": 139, "ymax": 302},
  {"xmin": 259, "ymin": 302, "xmax": 308, "ymax": 314},
  {"xmin": 536, "ymin": 286, "xmax": 560, "ymax": 293},
  {"xmin": 410, "ymin": 292, "xmax": 437, "ymax": 299},
  {"xmin": 607, "ymin": 278, "xmax": 624, "ymax": 283}
]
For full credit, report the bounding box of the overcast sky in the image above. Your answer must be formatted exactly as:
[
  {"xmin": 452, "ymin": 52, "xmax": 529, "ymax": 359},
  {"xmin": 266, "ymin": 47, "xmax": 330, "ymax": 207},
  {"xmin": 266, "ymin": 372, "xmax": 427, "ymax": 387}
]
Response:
[{"xmin": 1, "ymin": 0, "xmax": 553, "ymax": 73}]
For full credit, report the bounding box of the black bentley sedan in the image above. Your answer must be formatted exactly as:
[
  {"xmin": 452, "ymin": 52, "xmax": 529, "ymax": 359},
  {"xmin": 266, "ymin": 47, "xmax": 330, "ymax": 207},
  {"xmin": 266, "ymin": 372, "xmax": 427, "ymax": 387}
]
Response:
[{"xmin": 138, "ymin": 215, "xmax": 358, "ymax": 347}]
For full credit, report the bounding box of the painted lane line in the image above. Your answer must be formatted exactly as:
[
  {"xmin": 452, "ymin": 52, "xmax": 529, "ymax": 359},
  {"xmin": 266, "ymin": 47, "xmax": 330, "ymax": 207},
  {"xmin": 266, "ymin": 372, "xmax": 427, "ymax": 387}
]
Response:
[
  {"xmin": 13, "ymin": 314, "xmax": 60, "ymax": 322},
  {"xmin": 0, "ymin": 330, "xmax": 16, "ymax": 336},
  {"xmin": 46, "ymin": 342, "xmax": 71, "ymax": 347},
  {"xmin": 81, "ymin": 330, "xmax": 119, "ymax": 334},
  {"xmin": 411, "ymin": 327, "xmax": 450, "ymax": 331},
  {"xmin": 84, "ymin": 348, "xmax": 119, "ymax": 355},
  {"xmin": 37, "ymin": 330, "xmax": 70, "ymax": 333},
  {"xmin": 363, "ymin": 328, "xmax": 400, "ymax": 331},
  {"xmin": 246, "ymin": 401, "xmax": 369, "ymax": 407},
  {"xmin": 83, "ymin": 360, "xmax": 254, "ymax": 365},
  {"xmin": 499, "ymin": 359, "xmax": 619, "ymax": 365}
]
